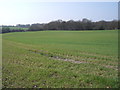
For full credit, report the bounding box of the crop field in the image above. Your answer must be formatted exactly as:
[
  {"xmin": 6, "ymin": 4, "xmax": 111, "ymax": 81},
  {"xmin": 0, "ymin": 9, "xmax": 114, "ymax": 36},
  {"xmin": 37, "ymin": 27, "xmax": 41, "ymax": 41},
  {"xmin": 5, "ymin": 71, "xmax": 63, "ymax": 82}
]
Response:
[{"xmin": 2, "ymin": 30, "xmax": 118, "ymax": 88}]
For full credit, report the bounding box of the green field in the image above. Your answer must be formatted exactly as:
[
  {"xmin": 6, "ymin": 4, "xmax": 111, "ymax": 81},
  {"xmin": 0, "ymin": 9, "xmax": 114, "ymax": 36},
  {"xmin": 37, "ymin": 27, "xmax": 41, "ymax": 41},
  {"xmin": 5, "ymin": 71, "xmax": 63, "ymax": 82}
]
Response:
[
  {"xmin": 2, "ymin": 30, "xmax": 118, "ymax": 88},
  {"xmin": 9, "ymin": 27, "xmax": 28, "ymax": 30},
  {"xmin": 0, "ymin": 34, "xmax": 2, "ymax": 89}
]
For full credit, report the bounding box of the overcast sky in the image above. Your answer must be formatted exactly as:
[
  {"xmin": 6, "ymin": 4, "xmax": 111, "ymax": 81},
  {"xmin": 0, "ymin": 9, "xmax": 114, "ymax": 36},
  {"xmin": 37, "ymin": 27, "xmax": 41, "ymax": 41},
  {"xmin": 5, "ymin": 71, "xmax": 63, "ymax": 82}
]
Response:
[{"xmin": 0, "ymin": 0, "xmax": 118, "ymax": 25}]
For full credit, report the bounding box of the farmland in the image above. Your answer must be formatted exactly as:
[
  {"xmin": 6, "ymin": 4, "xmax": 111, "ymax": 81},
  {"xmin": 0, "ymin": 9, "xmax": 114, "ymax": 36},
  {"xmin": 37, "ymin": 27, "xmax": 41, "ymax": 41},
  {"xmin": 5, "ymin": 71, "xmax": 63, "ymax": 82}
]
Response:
[{"xmin": 2, "ymin": 30, "xmax": 118, "ymax": 88}]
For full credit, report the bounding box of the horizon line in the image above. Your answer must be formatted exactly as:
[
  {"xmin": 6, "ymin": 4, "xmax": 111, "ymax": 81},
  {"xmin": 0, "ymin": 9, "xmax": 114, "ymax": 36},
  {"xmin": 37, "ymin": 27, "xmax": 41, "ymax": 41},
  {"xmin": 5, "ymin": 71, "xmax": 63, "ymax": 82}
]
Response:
[{"xmin": 1, "ymin": 19, "xmax": 118, "ymax": 26}]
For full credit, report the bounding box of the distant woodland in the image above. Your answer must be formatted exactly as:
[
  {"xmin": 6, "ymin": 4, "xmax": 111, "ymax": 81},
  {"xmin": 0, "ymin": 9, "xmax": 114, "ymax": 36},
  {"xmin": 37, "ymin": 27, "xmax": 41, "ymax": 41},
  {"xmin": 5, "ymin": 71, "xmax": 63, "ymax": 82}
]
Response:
[{"xmin": 1, "ymin": 18, "xmax": 119, "ymax": 33}]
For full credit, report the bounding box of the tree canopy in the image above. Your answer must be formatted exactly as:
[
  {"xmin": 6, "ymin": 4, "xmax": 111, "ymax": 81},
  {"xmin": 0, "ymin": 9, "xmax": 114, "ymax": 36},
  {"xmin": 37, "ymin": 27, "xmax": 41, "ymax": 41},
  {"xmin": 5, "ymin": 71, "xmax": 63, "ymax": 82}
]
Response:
[{"xmin": 2, "ymin": 18, "xmax": 119, "ymax": 33}]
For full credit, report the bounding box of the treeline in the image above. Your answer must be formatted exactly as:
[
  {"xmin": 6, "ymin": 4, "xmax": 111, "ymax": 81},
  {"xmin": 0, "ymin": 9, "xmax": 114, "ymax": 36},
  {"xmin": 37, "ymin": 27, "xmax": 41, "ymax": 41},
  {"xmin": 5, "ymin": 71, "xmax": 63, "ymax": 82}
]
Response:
[
  {"xmin": 29, "ymin": 19, "xmax": 118, "ymax": 31},
  {"xmin": 1, "ymin": 24, "xmax": 30, "ymax": 33},
  {"xmin": 2, "ymin": 27, "xmax": 26, "ymax": 33},
  {"xmin": 2, "ymin": 24, "xmax": 30, "ymax": 28},
  {"xmin": 1, "ymin": 18, "xmax": 119, "ymax": 33}
]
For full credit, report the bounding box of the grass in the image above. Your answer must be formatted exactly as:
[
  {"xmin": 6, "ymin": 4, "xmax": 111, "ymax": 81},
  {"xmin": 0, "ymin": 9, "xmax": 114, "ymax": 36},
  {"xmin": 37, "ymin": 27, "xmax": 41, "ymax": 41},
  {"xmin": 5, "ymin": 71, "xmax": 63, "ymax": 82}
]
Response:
[{"xmin": 2, "ymin": 30, "xmax": 118, "ymax": 88}]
